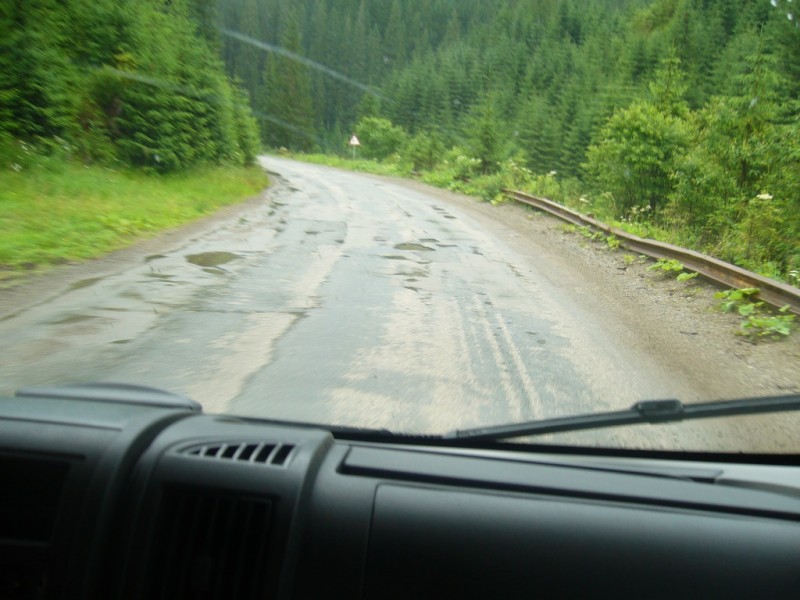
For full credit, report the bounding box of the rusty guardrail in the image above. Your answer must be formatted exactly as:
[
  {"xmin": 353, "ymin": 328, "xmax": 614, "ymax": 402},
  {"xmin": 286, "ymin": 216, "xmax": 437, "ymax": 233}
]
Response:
[{"xmin": 505, "ymin": 189, "xmax": 800, "ymax": 315}]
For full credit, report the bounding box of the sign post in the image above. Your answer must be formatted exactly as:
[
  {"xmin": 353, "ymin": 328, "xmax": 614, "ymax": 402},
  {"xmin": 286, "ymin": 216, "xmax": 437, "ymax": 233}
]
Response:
[{"xmin": 349, "ymin": 135, "xmax": 360, "ymax": 159}]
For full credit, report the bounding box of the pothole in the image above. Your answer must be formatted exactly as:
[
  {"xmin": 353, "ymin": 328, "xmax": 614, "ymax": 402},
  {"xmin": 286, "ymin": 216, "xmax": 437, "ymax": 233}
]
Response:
[
  {"xmin": 394, "ymin": 243, "xmax": 435, "ymax": 252},
  {"xmin": 52, "ymin": 314, "xmax": 96, "ymax": 325},
  {"xmin": 185, "ymin": 252, "xmax": 240, "ymax": 267},
  {"xmin": 68, "ymin": 277, "xmax": 102, "ymax": 291}
]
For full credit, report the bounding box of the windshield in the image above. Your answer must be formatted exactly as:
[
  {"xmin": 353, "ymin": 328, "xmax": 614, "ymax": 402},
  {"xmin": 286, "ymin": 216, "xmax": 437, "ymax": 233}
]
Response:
[{"xmin": 1, "ymin": 0, "xmax": 798, "ymax": 452}]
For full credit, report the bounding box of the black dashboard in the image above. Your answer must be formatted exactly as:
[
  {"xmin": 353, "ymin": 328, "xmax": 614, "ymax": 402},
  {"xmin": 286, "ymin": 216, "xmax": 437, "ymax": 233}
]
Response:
[{"xmin": 2, "ymin": 384, "xmax": 799, "ymax": 599}]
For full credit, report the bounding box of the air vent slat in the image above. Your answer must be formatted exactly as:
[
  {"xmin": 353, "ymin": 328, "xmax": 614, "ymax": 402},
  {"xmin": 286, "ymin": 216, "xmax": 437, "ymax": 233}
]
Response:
[
  {"xmin": 181, "ymin": 442, "xmax": 295, "ymax": 468},
  {"xmin": 161, "ymin": 491, "xmax": 188, "ymax": 596},
  {"xmin": 271, "ymin": 444, "xmax": 293, "ymax": 466},
  {"xmin": 147, "ymin": 486, "xmax": 274, "ymax": 599},
  {"xmin": 176, "ymin": 493, "xmax": 203, "ymax": 597},
  {"xmin": 254, "ymin": 444, "xmax": 276, "ymax": 464},
  {"xmin": 213, "ymin": 496, "xmax": 237, "ymax": 598},
  {"xmin": 239, "ymin": 444, "xmax": 258, "ymax": 461},
  {"xmin": 229, "ymin": 501, "xmax": 253, "ymax": 596},
  {"xmin": 250, "ymin": 502, "xmax": 273, "ymax": 594}
]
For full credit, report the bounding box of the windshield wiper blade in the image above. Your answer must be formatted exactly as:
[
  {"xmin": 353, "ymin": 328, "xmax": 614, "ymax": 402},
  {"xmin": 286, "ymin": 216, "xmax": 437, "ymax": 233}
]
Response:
[{"xmin": 444, "ymin": 394, "xmax": 800, "ymax": 441}]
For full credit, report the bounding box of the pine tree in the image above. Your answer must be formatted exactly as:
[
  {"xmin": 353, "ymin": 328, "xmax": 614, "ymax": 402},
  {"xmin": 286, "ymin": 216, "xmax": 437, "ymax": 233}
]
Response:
[
  {"xmin": 383, "ymin": 1, "xmax": 408, "ymax": 67},
  {"xmin": 260, "ymin": 10, "xmax": 315, "ymax": 150}
]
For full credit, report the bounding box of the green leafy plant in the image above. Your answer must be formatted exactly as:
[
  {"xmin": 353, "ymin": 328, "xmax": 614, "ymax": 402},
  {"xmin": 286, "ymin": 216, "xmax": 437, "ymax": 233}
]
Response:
[
  {"xmin": 715, "ymin": 289, "xmax": 795, "ymax": 341},
  {"xmin": 676, "ymin": 272, "xmax": 698, "ymax": 282},
  {"xmin": 647, "ymin": 258, "xmax": 700, "ymax": 282},
  {"xmin": 648, "ymin": 258, "xmax": 685, "ymax": 273},
  {"xmin": 715, "ymin": 287, "xmax": 761, "ymax": 314},
  {"xmin": 606, "ymin": 235, "xmax": 621, "ymax": 250},
  {"xmin": 575, "ymin": 226, "xmax": 608, "ymax": 242},
  {"xmin": 738, "ymin": 306, "xmax": 795, "ymax": 340}
]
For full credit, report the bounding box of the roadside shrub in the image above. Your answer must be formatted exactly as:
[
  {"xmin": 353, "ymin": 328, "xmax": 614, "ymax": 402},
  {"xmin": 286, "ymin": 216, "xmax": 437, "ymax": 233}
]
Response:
[
  {"xmin": 354, "ymin": 117, "xmax": 407, "ymax": 161},
  {"xmin": 403, "ymin": 131, "xmax": 446, "ymax": 172}
]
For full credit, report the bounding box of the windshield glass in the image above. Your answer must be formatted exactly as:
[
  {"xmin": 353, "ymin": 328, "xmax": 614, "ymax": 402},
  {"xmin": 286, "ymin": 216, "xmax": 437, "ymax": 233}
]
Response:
[{"xmin": 1, "ymin": 0, "xmax": 798, "ymax": 452}]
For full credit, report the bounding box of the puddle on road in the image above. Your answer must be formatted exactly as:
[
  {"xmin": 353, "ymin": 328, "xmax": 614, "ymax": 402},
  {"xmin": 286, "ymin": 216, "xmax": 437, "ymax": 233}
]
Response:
[
  {"xmin": 397, "ymin": 268, "xmax": 428, "ymax": 278},
  {"xmin": 68, "ymin": 277, "xmax": 102, "ymax": 291},
  {"xmin": 119, "ymin": 290, "xmax": 144, "ymax": 301},
  {"xmin": 52, "ymin": 314, "xmax": 97, "ymax": 325},
  {"xmin": 419, "ymin": 238, "xmax": 439, "ymax": 243},
  {"xmin": 145, "ymin": 272, "xmax": 174, "ymax": 279},
  {"xmin": 185, "ymin": 252, "xmax": 240, "ymax": 267},
  {"xmin": 382, "ymin": 255, "xmax": 410, "ymax": 261},
  {"xmin": 145, "ymin": 254, "xmax": 166, "ymax": 263},
  {"xmin": 394, "ymin": 243, "xmax": 435, "ymax": 252}
]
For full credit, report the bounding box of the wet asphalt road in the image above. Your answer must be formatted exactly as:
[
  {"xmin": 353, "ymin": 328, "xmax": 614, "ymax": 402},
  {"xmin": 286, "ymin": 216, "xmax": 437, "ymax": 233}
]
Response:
[{"xmin": 1, "ymin": 157, "xmax": 797, "ymax": 449}]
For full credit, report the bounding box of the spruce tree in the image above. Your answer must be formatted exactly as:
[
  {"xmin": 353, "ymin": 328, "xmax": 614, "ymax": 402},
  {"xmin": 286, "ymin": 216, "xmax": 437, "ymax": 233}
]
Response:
[{"xmin": 260, "ymin": 10, "xmax": 315, "ymax": 150}]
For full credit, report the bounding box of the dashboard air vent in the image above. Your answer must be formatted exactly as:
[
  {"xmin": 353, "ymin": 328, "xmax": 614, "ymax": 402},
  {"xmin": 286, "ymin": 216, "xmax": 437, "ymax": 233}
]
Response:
[
  {"xmin": 183, "ymin": 442, "xmax": 295, "ymax": 466},
  {"xmin": 0, "ymin": 455, "xmax": 69, "ymax": 543},
  {"xmin": 147, "ymin": 486, "xmax": 275, "ymax": 599},
  {"xmin": 0, "ymin": 454, "xmax": 70, "ymax": 598}
]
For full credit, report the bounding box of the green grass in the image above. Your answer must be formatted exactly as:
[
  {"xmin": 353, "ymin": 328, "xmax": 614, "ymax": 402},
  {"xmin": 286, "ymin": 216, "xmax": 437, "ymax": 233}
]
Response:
[
  {"xmin": 288, "ymin": 151, "xmax": 407, "ymax": 177},
  {"xmin": 0, "ymin": 153, "xmax": 268, "ymax": 278}
]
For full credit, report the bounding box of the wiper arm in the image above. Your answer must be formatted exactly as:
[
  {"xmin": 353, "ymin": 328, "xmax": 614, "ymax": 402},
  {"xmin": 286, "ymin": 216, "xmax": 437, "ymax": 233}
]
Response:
[{"xmin": 444, "ymin": 395, "xmax": 800, "ymax": 441}]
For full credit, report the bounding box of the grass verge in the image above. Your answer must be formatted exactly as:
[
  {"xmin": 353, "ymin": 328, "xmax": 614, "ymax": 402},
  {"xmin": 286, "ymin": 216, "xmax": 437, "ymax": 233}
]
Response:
[{"xmin": 0, "ymin": 155, "xmax": 268, "ymax": 281}]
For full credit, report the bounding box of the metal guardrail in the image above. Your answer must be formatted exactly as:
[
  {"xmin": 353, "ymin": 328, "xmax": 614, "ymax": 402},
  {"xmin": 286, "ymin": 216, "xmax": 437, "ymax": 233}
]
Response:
[{"xmin": 505, "ymin": 189, "xmax": 800, "ymax": 315}]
